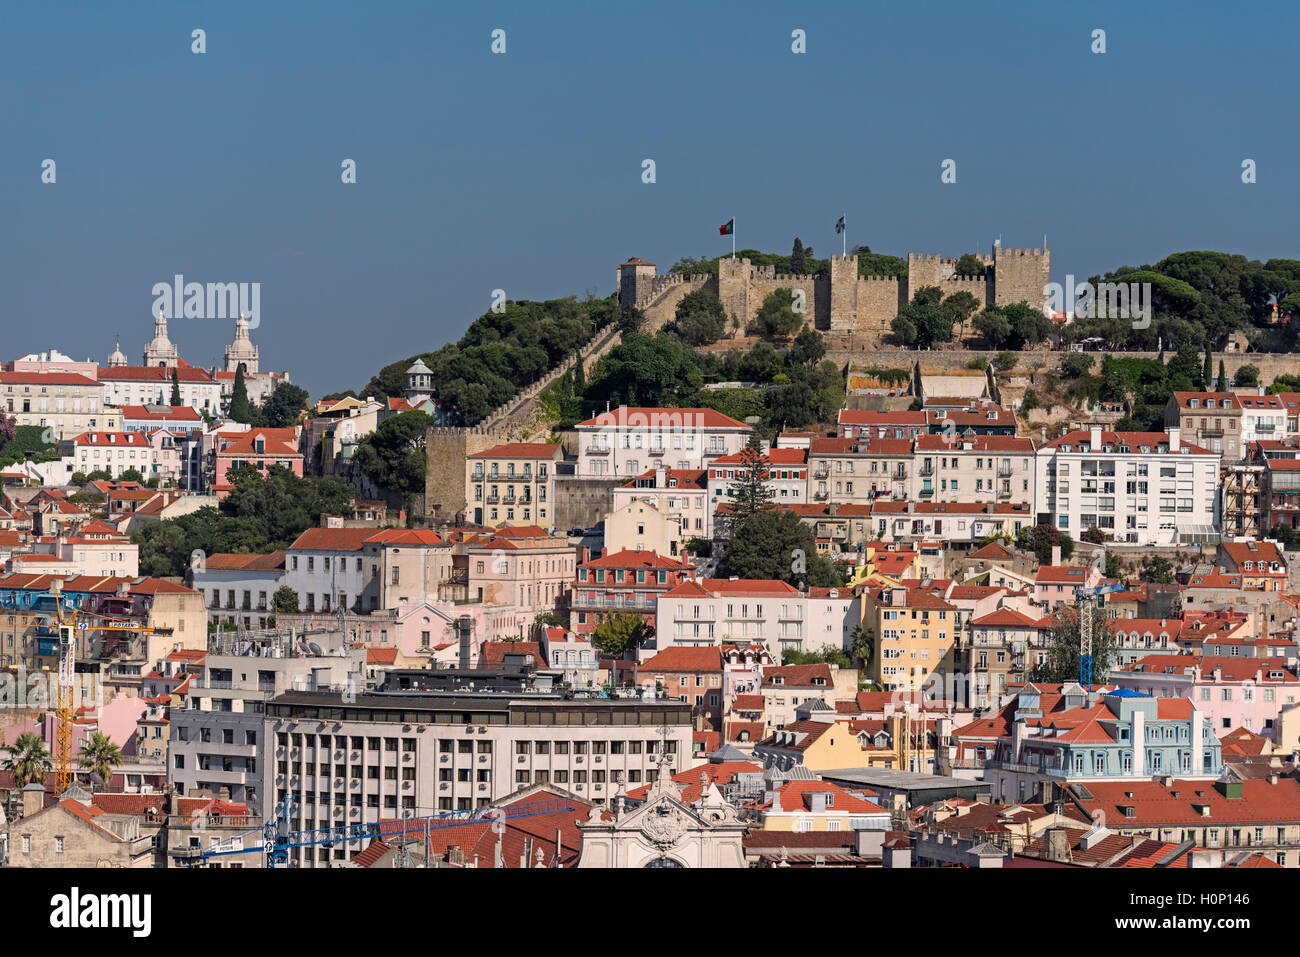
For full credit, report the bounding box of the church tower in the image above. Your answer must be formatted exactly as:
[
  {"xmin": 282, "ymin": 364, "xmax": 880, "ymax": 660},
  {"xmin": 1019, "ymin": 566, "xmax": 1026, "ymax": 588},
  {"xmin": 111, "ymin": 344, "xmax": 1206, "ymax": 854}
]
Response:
[
  {"xmin": 107, "ymin": 337, "xmax": 128, "ymax": 368},
  {"xmin": 224, "ymin": 316, "xmax": 260, "ymax": 374},
  {"xmin": 143, "ymin": 312, "xmax": 179, "ymax": 367}
]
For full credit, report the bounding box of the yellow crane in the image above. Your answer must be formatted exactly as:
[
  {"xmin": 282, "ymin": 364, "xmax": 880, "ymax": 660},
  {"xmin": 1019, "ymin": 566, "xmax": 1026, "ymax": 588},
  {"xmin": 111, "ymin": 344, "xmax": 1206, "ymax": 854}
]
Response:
[{"xmin": 21, "ymin": 583, "xmax": 172, "ymax": 793}]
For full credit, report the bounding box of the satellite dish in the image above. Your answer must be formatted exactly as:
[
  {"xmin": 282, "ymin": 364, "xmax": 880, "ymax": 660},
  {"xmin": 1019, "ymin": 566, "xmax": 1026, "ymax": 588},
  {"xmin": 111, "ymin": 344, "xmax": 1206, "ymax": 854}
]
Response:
[{"xmin": 308, "ymin": 642, "xmax": 323, "ymax": 656}]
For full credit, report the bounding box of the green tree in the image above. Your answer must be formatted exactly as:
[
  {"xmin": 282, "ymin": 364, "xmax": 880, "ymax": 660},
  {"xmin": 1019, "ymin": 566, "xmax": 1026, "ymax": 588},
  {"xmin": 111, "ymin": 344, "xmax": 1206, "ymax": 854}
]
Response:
[
  {"xmin": 1104, "ymin": 553, "xmax": 1124, "ymax": 580},
  {"xmin": 4, "ymin": 732, "xmax": 51, "ymax": 787},
  {"xmin": 672, "ymin": 288, "xmax": 728, "ymax": 346},
  {"xmin": 996, "ymin": 350, "xmax": 1019, "ymax": 371},
  {"xmin": 1218, "ymin": 359, "xmax": 1227, "ymax": 392},
  {"xmin": 757, "ymin": 289, "xmax": 803, "ymax": 338},
  {"xmin": 118, "ymin": 468, "xmax": 145, "ymax": 484},
  {"xmin": 354, "ymin": 410, "xmax": 434, "ymax": 500},
  {"xmin": 790, "ymin": 237, "xmax": 808, "ymax": 275},
  {"xmin": 589, "ymin": 612, "xmax": 653, "ymax": 658},
  {"xmin": 1140, "ymin": 555, "xmax": 1174, "ymax": 584},
  {"xmin": 260, "ymin": 382, "xmax": 311, "ymax": 428},
  {"xmin": 727, "ymin": 430, "xmax": 775, "ymax": 527},
  {"xmin": 1031, "ymin": 603, "xmax": 1115, "ymax": 685},
  {"xmin": 1059, "ymin": 353, "xmax": 1094, "ymax": 378},
  {"xmin": 1202, "ymin": 343, "xmax": 1213, "ymax": 392},
  {"xmin": 1017, "ymin": 523, "xmax": 1074, "ymax": 564},
  {"xmin": 954, "ymin": 253, "xmax": 986, "ymax": 278},
  {"xmin": 973, "ymin": 308, "xmax": 1012, "ymax": 348},
  {"xmin": 1234, "ymin": 364, "xmax": 1260, "ymax": 388},
  {"xmin": 849, "ymin": 623, "xmax": 874, "ymax": 668},
  {"xmin": 944, "ymin": 290, "xmax": 981, "ymax": 339},
  {"xmin": 789, "ymin": 327, "xmax": 827, "ymax": 367},
  {"xmin": 229, "ymin": 364, "xmax": 255, "ymax": 424},
  {"xmin": 720, "ymin": 509, "xmax": 841, "ymax": 586},
  {"xmin": 170, "ymin": 367, "xmax": 182, "ymax": 407},
  {"xmin": 78, "ymin": 731, "xmax": 123, "ymax": 784},
  {"xmin": 272, "ymin": 585, "xmax": 300, "ymax": 614}
]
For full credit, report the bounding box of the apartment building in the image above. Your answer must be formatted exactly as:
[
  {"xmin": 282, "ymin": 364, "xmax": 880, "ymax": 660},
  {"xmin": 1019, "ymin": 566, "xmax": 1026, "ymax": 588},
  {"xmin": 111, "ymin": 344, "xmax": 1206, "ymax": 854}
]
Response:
[
  {"xmin": 284, "ymin": 527, "xmax": 380, "ymax": 614},
  {"xmin": 262, "ymin": 669, "xmax": 692, "ymax": 866},
  {"xmin": 465, "ymin": 526, "xmax": 574, "ymax": 617},
  {"xmin": 652, "ymin": 578, "xmax": 817, "ymax": 659},
  {"xmin": 862, "ymin": 584, "xmax": 957, "ymax": 692},
  {"xmin": 1110, "ymin": 654, "xmax": 1299, "ymax": 739},
  {"xmin": 570, "ymin": 548, "xmax": 692, "ymax": 637},
  {"xmin": 868, "ymin": 501, "xmax": 1034, "ymax": 548},
  {"xmin": 59, "ymin": 430, "xmax": 160, "ymax": 480},
  {"xmin": 575, "ymin": 406, "xmax": 748, "ymax": 478},
  {"xmin": 808, "ymin": 436, "xmax": 912, "ymax": 504},
  {"xmin": 912, "ymin": 434, "xmax": 1036, "ymax": 506},
  {"xmin": 611, "ymin": 467, "xmax": 709, "ymax": 541},
  {"xmin": 1035, "ymin": 427, "xmax": 1221, "ymax": 546},
  {"xmin": 100, "ymin": 365, "xmax": 223, "ymax": 415},
  {"xmin": 192, "ymin": 551, "xmax": 287, "ymax": 629},
  {"xmin": 1236, "ymin": 392, "xmax": 1287, "ymax": 448},
  {"xmin": 466, "ymin": 442, "xmax": 562, "ymax": 528},
  {"xmin": 837, "ymin": 409, "xmax": 926, "ymax": 441},
  {"xmin": 1164, "ymin": 391, "xmax": 1243, "ymax": 460},
  {"xmin": 171, "ymin": 633, "xmax": 364, "ymax": 807},
  {"xmin": 0, "ymin": 371, "xmax": 120, "ymax": 440},
  {"xmin": 707, "ymin": 448, "xmax": 808, "ymax": 528},
  {"xmin": 212, "ymin": 427, "xmax": 304, "ymax": 499}
]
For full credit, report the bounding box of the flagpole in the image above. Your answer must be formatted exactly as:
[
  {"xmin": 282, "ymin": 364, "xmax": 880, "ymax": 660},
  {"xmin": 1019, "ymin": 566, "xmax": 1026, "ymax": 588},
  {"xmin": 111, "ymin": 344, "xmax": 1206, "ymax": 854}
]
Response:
[
  {"xmin": 732, "ymin": 214, "xmax": 735, "ymax": 260},
  {"xmin": 842, "ymin": 212, "xmax": 846, "ymax": 257}
]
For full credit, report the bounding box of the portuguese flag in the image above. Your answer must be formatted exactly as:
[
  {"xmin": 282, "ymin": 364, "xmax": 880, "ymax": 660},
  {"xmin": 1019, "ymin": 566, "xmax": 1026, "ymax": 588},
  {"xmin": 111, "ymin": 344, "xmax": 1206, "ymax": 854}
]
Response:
[{"xmin": 718, "ymin": 218, "xmax": 734, "ymax": 236}]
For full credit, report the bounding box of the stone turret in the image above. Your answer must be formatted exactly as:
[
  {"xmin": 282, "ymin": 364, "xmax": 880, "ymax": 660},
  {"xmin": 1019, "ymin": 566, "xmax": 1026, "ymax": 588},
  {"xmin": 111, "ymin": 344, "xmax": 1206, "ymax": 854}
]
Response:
[
  {"xmin": 143, "ymin": 312, "xmax": 179, "ymax": 368},
  {"xmin": 224, "ymin": 316, "xmax": 259, "ymax": 374}
]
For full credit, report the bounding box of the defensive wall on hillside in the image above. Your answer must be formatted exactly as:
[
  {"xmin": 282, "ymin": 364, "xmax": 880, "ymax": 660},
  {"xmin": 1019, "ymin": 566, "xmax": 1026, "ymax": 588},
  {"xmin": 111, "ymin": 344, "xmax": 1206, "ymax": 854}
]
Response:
[{"xmin": 617, "ymin": 246, "xmax": 1051, "ymax": 339}]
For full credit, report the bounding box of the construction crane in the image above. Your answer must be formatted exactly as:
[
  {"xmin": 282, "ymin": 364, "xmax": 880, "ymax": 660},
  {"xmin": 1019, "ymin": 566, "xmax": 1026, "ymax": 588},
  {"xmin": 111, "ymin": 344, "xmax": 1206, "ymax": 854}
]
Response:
[
  {"xmin": 1074, "ymin": 581, "xmax": 1125, "ymax": 692},
  {"xmin": 170, "ymin": 794, "xmax": 578, "ymax": 868},
  {"xmin": 11, "ymin": 583, "xmax": 173, "ymax": 793}
]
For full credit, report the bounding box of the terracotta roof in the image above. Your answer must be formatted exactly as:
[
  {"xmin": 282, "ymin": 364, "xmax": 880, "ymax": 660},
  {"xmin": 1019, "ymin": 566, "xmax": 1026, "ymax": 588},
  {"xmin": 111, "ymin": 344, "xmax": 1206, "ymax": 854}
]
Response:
[
  {"xmin": 579, "ymin": 548, "xmax": 691, "ymax": 570},
  {"xmin": 481, "ymin": 641, "xmax": 544, "ymax": 668},
  {"xmin": 200, "ymin": 550, "xmax": 287, "ymax": 571},
  {"xmin": 640, "ymin": 646, "xmax": 723, "ymax": 673},
  {"xmin": 576, "ymin": 407, "xmax": 748, "ymax": 430},
  {"xmin": 468, "ymin": 443, "xmax": 561, "ymax": 459},
  {"xmin": 289, "ymin": 527, "xmax": 377, "ymax": 552}
]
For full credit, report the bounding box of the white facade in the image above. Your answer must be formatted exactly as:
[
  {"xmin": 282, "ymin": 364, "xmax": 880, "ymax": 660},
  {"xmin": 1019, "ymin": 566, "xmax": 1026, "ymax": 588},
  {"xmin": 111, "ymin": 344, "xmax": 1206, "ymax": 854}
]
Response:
[
  {"xmin": 1035, "ymin": 427, "xmax": 1220, "ymax": 546},
  {"xmin": 575, "ymin": 406, "xmax": 748, "ymax": 478}
]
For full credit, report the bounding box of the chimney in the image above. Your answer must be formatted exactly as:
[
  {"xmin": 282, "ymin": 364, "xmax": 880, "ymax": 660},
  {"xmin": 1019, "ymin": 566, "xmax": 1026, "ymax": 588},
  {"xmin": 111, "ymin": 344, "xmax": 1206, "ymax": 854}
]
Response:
[
  {"xmin": 1089, "ymin": 426, "xmax": 1102, "ymax": 449},
  {"xmin": 1168, "ymin": 426, "xmax": 1181, "ymax": 450},
  {"xmin": 1051, "ymin": 544, "xmax": 1061, "ymax": 566},
  {"xmin": 655, "ymin": 465, "xmax": 665, "ymax": 488},
  {"xmin": 1044, "ymin": 826, "xmax": 1071, "ymax": 863},
  {"xmin": 22, "ymin": 783, "xmax": 45, "ymax": 818}
]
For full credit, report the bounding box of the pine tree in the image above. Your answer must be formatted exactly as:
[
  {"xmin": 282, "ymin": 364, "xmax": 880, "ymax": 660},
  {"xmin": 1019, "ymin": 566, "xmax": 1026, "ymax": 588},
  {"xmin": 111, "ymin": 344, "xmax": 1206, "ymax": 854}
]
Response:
[
  {"xmin": 729, "ymin": 430, "xmax": 775, "ymax": 527},
  {"xmin": 229, "ymin": 364, "xmax": 254, "ymax": 423},
  {"xmin": 573, "ymin": 350, "xmax": 585, "ymax": 393},
  {"xmin": 170, "ymin": 367, "xmax": 182, "ymax": 406},
  {"xmin": 1202, "ymin": 344, "xmax": 1213, "ymax": 391},
  {"xmin": 790, "ymin": 238, "xmax": 807, "ymax": 275},
  {"xmin": 1218, "ymin": 359, "xmax": 1227, "ymax": 392}
]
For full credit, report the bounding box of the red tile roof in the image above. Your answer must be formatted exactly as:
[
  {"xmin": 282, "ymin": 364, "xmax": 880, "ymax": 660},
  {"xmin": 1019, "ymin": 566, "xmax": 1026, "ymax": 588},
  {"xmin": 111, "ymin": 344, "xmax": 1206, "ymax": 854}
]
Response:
[{"xmin": 640, "ymin": 646, "xmax": 723, "ymax": 673}]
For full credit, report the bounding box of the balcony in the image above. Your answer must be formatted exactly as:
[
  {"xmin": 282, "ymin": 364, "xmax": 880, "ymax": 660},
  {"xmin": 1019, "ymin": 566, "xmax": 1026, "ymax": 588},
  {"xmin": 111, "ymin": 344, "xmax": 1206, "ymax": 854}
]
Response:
[
  {"xmin": 997, "ymin": 465, "xmax": 1012, "ymax": 477},
  {"xmin": 814, "ymin": 466, "xmax": 829, "ymax": 479},
  {"xmin": 919, "ymin": 465, "xmax": 934, "ymax": 477},
  {"xmin": 648, "ymin": 446, "xmax": 666, "ymax": 457},
  {"xmin": 485, "ymin": 494, "xmax": 499, "ymax": 504},
  {"xmin": 1200, "ymin": 428, "xmax": 1224, "ymax": 438},
  {"xmin": 813, "ymin": 489, "xmax": 829, "ymax": 501},
  {"xmin": 918, "ymin": 487, "xmax": 934, "ymax": 497},
  {"xmin": 587, "ymin": 446, "xmax": 611, "ymax": 455}
]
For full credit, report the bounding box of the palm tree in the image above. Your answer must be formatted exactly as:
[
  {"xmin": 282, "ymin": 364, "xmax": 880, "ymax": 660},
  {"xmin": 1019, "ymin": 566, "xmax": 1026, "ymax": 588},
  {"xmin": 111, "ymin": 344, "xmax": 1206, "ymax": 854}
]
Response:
[
  {"xmin": 79, "ymin": 732, "xmax": 122, "ymax": 785},
  {"xmin": 4, "ymin": 732, "xmax": 51, "ymax": 787}
]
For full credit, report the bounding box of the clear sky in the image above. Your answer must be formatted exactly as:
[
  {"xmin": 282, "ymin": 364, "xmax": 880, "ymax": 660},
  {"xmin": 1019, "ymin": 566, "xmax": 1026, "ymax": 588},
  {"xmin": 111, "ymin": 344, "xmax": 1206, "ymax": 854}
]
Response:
[{"xmin": 3, "ymin": 0, "xmax": 1296, "ymax": 396}]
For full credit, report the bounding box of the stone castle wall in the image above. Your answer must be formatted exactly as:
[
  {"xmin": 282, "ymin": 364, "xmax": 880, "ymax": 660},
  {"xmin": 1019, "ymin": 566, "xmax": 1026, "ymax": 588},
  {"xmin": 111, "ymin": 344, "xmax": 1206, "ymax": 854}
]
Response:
[{"xmin": 621, "ymin": 246, "xmax": 1050, "ymax": 341}]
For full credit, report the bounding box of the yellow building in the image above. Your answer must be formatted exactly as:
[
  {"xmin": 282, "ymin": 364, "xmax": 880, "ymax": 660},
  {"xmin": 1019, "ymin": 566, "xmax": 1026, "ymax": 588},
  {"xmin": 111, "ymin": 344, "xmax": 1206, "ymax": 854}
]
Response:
[
  {"xmin": 862, "ymin": 584, "xmax": 955, "ymax": 692},
  {"xmin": 757, "ymin": 780, "xmax": 891, "ymax": 832},
  {"xmin": 754, "ymin": 719, "xmax": 887, "ymax": 774},
  {"xmin": 466, "ymin": 443, "xmax": 562, "ymax": 528}
]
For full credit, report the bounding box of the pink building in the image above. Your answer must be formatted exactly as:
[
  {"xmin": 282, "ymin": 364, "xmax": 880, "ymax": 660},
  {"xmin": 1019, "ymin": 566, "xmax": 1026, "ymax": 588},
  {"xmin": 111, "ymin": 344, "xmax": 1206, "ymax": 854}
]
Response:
[
  {"xmin": 1111, "ymin": 654, "xmax": 1300, "ymax": 741},
  {"xmin": 1034, "ymin": 564, "xmax": 1103, "ymax": 610},
  {"xmin": 212, "ymin": 426, "xmax": 303, "ymax": 499},
  {"xmin": 464, "ymin": 525, "xmax": 575, "ymax": 617}
]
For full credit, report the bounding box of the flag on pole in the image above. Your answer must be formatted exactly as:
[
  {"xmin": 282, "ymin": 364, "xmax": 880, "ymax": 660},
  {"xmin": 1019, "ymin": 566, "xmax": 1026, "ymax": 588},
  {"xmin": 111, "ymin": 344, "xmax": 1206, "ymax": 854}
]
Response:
[
  {"xmin": 718, "ymin": 218, "xmax": 734, "ymax": 236},
  {"xmin": 835, "ymin": 216, "xmax": 846, "ymax": 233}
]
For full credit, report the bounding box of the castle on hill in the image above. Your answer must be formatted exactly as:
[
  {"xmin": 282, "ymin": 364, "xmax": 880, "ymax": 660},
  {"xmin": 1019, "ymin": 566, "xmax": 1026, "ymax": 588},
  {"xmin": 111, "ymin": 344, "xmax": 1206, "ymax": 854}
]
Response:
[{"xmin": 617, "ymin": 244, "xmax": 1050, "ymax": 339}]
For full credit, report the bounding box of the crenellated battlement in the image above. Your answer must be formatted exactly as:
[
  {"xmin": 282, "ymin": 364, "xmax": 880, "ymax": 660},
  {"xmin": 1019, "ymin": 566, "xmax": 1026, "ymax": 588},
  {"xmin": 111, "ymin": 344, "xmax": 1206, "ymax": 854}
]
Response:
[{"xmin": 619, "ymin": 238, "xmax": 1049, "ymax": 342}]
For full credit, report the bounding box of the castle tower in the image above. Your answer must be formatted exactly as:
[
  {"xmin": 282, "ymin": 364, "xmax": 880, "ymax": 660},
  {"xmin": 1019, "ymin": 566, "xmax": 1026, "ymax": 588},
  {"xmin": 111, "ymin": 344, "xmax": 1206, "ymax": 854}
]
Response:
[
  {"xmin": 107, "ymin": 338, "xmax": 128, "ymax": 368},
  {"xmin": 224, "ymin": 316, "xmax": 260, "ymax": 374},
  {"xmin": 992, "ymin": 245, "xmax": 1051, "ymax": 311},
  {"xmin": 143, "ymin": 312, "xmax": 179, "ymax": 368},
  {"xmin": 617, "ymin": 258, "xmax": 657, "ymax": 309}
]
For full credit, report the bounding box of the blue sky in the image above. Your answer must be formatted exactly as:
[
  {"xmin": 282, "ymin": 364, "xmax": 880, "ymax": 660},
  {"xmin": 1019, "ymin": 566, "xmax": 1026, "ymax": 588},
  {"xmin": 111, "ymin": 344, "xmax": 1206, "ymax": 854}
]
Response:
[{"xmin": 3, "ymin": 1, "xmax": 1296, "ymax": 396}]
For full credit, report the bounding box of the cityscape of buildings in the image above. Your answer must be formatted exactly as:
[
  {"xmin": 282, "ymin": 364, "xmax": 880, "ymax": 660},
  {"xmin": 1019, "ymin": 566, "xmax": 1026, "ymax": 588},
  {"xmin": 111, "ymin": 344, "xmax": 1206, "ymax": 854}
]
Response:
[{"xmin": 0, "ymin": 300, "xmax": 1297, "ymax": 876}]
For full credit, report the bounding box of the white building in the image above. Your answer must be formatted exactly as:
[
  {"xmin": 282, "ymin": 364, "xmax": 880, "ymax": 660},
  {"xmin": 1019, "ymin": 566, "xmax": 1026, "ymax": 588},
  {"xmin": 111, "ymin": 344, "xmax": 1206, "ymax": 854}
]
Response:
[
  {"xmin": 100, "ymin": 366, "xmax": 223, "ymax": 416},
  {"xmin": 575, "ymin": 406, "xmax": 749, "ymax": 478},
  {"xmin": 651, "ymin": 579, "xmax": 856, "ymax": 662},
  {"xmin": 1035, "ymin": 427, "xmax": 1220, "ymax": 546},
  {"xmin": 0, "ymin": 371, "xmax": 120, "ymax": 440},
  {"xmin": 284, "ymin": 527, "xmax": 379, "ymax": 615},
  {"xmin": 610, "ymin": 467, "xmax": 710, "ymax": 542}
]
